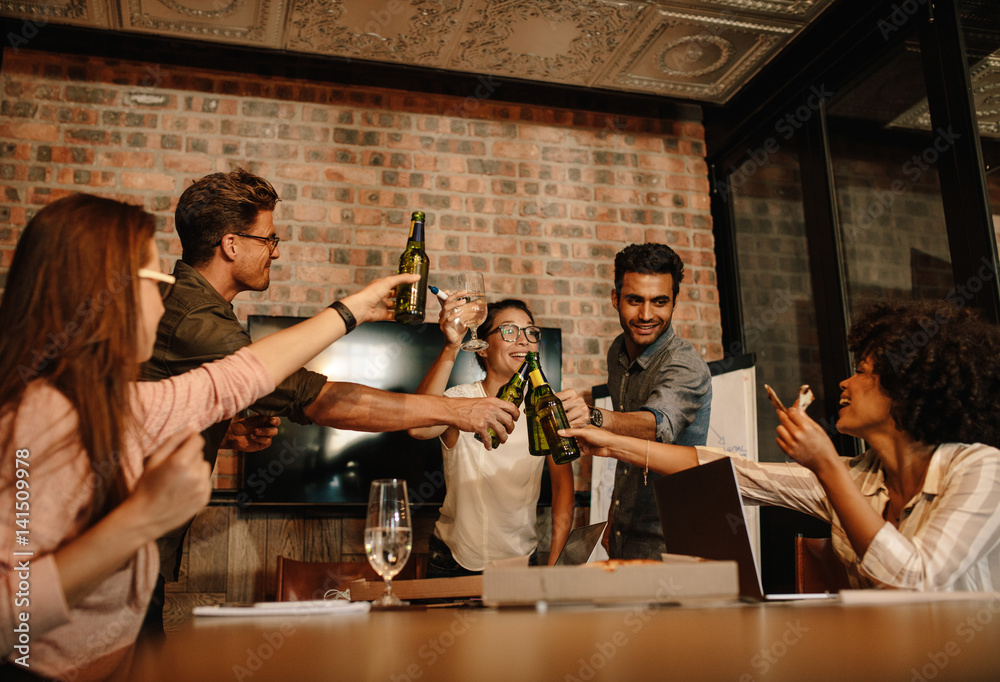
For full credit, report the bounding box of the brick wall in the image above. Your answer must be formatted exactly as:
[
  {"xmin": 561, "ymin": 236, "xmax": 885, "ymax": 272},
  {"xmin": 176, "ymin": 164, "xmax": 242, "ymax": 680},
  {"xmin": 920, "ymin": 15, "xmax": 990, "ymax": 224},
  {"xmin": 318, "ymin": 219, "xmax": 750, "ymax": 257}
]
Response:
[
  {"xmin": 0, "ymin": 48, "xmax": 720, "ymax": 386},
  {"xmin": 0, "ymin": 49, "xmax": 718, "ymax": 622}
]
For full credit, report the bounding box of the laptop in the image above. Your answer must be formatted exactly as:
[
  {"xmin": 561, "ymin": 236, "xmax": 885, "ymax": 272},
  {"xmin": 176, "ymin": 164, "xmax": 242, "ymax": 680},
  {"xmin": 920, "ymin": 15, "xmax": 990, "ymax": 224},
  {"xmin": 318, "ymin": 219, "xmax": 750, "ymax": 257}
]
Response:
[
  {"xmin": 654, "ymin": 457, "xmax": 834, "ymax": 601},
  {"xmin": 554, "ymin": 521, "xmax": 607, "ymax": 566}
]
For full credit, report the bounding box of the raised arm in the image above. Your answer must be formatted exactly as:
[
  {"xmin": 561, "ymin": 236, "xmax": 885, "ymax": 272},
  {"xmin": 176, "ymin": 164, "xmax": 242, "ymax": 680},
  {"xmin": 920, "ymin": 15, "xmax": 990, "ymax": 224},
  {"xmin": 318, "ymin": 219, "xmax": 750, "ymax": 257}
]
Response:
[
  {"xmin": 304, "ymin": 382, "xmax": 516, "ymax": 448},
  {"xmin": 775, "ymin": 408, "xmax": 886, "ymax": 561},
  {"xmin": 559, "ymin": 426, "xmax": 699, "ymax": 475},
  {"xmin": 546, "ymin": 455, "xmax": 576, "ymax": 565},
  {"xmin": 247, "ymin": 273, "xmax": 418, "ymax": 384},
  {"xmin": 408, "ymin": 289, "xmax": 467, "ymax": 443}
]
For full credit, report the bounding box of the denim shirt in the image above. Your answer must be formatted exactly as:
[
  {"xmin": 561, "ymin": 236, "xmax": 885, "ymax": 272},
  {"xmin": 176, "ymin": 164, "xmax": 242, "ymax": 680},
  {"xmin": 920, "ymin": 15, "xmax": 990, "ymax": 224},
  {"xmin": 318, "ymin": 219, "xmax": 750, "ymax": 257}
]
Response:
[{"xmin": 606, "ymin": 326, "xmax": 712, "ymax": 560}]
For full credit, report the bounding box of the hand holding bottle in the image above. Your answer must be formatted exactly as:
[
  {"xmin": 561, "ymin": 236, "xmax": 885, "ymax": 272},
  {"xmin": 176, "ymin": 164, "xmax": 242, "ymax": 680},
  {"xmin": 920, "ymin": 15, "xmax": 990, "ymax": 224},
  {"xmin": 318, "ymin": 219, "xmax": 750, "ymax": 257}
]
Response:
[
  {"xmin": 555, "ymin": 388, "xmax": 591, "ymax": 427},
  {"xmin": 395, "ymin": 211, "xmax": 429, "ymax": 325},
  {"xmin": 346, "ymin": 273, "xmax": 422, "ymax": 324}
]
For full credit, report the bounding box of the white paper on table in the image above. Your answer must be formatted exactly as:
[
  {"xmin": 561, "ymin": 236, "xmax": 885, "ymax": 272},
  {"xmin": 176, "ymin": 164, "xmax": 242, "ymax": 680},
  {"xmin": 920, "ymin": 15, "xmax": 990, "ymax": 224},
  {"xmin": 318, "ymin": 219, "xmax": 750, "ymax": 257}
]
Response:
[
  {"xmin": 193, "ymin": 600, "xmax": 371, "ymax": 617},
  {"xmin": 838, "ymin": 590, "xmax": 1000, "ymax": 606}
]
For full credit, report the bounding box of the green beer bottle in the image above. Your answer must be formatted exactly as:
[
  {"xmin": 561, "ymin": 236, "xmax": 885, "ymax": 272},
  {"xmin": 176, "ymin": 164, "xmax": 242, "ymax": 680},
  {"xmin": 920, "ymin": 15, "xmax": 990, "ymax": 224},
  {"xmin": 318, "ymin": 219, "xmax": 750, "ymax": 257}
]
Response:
[
  {"xmin": 524, "ymin": 352, "xmax": 551, "ymax": 457},
  {"xmin": 394, "ymin": 211, "xmax": 429, "ymax": 325},
  {"xmin": 475, "ymin": 355, "xmax": 532, "ymax": 449},
  {"xmin": 526, "ymin": 354, "xmax": 580, "ymax": 464}
]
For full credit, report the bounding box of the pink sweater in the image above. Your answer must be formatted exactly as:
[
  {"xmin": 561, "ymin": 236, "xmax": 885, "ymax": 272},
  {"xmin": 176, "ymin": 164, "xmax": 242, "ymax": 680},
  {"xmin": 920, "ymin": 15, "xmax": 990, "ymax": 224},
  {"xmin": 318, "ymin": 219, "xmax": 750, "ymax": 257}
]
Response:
[{"xmin": 0, "ymin": 348, "xmax": 274, "ymax": 680}]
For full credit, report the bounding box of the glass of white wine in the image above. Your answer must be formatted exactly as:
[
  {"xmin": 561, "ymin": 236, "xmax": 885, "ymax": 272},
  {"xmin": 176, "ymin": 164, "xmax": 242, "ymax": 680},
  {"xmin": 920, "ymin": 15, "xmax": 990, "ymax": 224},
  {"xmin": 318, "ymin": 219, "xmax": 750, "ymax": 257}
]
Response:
[
  {"xmin": 457, "ymin": 271, "xmax": 488, "ymax": 351},
  {"xmin": 364, "ymin": 479, "xmax": 412, "ymax": 607}
]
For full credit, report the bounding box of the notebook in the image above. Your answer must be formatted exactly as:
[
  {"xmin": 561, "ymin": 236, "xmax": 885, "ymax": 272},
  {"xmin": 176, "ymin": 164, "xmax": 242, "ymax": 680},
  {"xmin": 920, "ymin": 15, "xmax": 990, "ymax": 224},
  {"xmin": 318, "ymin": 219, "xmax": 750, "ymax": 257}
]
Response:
[
  {"xmin": 654, "ymin": 457, "xmax": 834, "ymax": 601},
  {"xmin": 554, "ymin": 521, "xmax": 608, "ymax": 566}
]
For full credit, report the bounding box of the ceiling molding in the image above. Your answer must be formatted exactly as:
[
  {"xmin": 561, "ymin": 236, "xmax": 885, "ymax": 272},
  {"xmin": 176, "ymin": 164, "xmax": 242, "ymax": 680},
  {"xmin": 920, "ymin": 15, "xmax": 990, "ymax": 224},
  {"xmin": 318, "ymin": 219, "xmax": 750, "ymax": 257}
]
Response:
[{"xmin": 1, "ymin": 0, "xmax": 838, "ymax": 104}]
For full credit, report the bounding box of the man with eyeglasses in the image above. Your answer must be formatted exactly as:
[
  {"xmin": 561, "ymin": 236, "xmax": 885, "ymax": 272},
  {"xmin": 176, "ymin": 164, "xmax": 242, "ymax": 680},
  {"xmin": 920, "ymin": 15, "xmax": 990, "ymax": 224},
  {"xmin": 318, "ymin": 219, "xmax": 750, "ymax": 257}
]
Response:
[
  {"xmin": 140, "ymin": 168, "xmax": 518, "ymax": 633},
  {"xmin": 561, "ymin": 243, "xmax": 712, "ymax": 561}
]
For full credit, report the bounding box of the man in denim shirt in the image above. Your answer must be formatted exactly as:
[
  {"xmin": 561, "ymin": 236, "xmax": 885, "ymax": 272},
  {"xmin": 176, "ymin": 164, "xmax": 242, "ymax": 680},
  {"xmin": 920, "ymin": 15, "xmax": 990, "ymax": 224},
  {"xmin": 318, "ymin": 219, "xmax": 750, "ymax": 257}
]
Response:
[{"xmin": 567, "ymin": 243, "xmax": 712, "ymax": 559}]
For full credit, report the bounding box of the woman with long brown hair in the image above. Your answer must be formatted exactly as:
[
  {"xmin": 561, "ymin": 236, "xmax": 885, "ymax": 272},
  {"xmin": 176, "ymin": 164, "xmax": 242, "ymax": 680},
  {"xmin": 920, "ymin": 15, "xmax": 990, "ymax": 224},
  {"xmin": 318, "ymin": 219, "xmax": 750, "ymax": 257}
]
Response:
[{"xmin": 0, "ymin": 193, "xmax": 416, "ymax": 680}]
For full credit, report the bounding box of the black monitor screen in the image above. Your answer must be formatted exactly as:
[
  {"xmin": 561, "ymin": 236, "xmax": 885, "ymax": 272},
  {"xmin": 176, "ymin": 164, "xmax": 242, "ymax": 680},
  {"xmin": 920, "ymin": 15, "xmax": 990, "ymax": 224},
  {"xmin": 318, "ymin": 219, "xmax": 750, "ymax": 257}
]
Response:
[{"xmin": 241, "ymin": 317, "xmax": 562, "ymax": 509}]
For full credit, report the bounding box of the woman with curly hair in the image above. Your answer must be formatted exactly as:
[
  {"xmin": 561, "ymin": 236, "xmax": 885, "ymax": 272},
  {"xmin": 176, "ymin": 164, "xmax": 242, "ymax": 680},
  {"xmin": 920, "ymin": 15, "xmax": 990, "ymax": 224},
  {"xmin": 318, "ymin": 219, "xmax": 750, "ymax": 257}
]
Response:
[{"xmin": 563, "ymin": 300, "xmax": 1000, "ymax": 591}]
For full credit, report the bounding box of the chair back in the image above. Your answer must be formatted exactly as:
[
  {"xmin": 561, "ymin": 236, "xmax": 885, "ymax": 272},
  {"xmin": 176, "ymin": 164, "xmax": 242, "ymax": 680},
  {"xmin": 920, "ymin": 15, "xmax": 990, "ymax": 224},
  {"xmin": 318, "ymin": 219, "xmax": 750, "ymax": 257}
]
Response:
[
  {"xmin": 794, "ymin": 536, "xmax": 852, "ymax": 594},
  {"xmin": 276, "ymin": 556, "xmax": 423, "ymax": 601}
]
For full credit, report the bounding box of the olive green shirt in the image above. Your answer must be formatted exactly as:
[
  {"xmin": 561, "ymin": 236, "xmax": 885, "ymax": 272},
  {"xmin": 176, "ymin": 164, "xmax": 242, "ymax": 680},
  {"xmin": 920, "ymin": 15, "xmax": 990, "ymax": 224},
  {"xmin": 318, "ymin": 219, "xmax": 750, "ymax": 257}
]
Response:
[{"xmin": 140, "ymin": 260, "xmax": 327, "ymax": 578}]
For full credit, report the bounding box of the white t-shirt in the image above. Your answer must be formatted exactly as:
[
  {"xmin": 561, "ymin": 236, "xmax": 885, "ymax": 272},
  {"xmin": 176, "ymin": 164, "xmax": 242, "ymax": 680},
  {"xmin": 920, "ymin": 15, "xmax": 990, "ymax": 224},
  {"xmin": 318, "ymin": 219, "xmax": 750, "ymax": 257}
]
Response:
[{"xmin": 434, "ymin": 381, "xmax": 545, "ymax": 571}]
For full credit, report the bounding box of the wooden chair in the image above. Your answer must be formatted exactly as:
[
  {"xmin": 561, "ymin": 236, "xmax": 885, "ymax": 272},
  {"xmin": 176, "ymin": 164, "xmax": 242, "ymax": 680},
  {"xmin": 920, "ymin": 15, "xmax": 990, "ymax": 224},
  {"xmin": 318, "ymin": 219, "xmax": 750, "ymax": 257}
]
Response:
[
  {"xmin": 275, "ymin": 556, "xmax": 424, "ymax": 602},
  {"xmin": 794, "ymin": 536, "xmax": 852, "ymax": 594}
]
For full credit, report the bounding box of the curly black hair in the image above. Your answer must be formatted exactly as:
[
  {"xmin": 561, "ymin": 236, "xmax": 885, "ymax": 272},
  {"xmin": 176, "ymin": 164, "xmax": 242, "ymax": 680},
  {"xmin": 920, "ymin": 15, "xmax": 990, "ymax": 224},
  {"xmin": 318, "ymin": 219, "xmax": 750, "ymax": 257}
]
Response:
[{"xmin": 848, "ymin": 299, "xmax": 1000, "ymax": 448}]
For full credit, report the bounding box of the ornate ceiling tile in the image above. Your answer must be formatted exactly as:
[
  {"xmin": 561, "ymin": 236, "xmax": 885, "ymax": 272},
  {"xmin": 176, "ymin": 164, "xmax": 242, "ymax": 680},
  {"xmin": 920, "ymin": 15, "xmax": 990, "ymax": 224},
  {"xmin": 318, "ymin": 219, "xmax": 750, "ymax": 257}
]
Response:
[
  {"xmin": 662, "ymin": 0, "xmax": 834, "ymax": 21},
  {"xmin": 890, "ymin": 52, "xmax": 1000, "ymax": 138},
  {"xmin": 121, "ymin": 0, "xmax": 286, "ymax": 47},
  {"xmin": 595, "ymin": 7, "xmax": 796, "ymax": 103},
  {"xmin": 284, "ymin": 0, "xmax": 468, "ymax": 66},
  {"xmin": 0, "ymin": 0, "xmax": 110, "ymax": 28},
  {"xmin": 448, "ymin": 0, "xmax": 647, "ymax": 88}
]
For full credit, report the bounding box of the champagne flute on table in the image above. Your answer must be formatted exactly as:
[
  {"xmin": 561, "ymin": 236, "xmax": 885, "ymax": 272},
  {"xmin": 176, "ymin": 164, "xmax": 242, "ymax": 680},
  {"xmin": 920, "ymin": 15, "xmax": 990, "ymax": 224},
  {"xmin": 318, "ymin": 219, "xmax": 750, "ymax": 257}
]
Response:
[
  {"xmin": 456, "ymin": 271, "xmax": 489, "ymax": 351},
  {"xmin": 364, "ymin": 479, "xmax": 412, "ymax": 607}
]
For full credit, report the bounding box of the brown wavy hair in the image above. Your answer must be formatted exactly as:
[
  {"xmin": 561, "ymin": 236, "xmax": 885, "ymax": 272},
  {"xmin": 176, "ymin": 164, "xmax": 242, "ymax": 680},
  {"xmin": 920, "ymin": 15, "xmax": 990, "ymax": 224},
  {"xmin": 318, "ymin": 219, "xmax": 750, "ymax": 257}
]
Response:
[
  {"xmin": 848, "ymin": 299, "xmax": 1000, "ymax": 448},
  {"xmin": 0, "ymin": 193, "xmax": 155, "ymax": 523},
  {"xmin": 175, "ymin": 168, "xmax": 279, "ymax": 267}
]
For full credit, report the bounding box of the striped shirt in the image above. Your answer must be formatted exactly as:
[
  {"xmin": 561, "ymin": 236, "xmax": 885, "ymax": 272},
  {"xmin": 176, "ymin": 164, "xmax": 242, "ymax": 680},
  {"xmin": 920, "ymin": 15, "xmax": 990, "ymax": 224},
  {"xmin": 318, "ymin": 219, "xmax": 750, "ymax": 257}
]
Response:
[{"xmin": 698, "ymin": 443, "xmax": 1000, "ymax": 591}]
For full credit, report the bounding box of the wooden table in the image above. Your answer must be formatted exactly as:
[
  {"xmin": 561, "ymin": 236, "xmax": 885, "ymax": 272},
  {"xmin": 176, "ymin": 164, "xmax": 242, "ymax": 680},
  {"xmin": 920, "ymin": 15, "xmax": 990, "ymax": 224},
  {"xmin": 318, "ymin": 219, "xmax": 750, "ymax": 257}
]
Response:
[{"xmin": 132, "ymin": 597, "xmax": 1000, "ymax": 681}]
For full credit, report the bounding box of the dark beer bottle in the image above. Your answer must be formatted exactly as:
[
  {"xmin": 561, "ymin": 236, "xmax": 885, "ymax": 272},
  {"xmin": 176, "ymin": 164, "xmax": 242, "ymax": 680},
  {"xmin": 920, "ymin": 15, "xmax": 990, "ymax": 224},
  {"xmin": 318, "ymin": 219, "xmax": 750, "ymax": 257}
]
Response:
[
  {"xmin": 394, "ymin": 211, "xmax": 429, "ymax": 325},
  {"xmin": 475, "ymin": 355, "xmax": 532, "ymax": 449},
  {"xmin": 526, "ymin": 354, "xmax": 580, "ymax": 464}
]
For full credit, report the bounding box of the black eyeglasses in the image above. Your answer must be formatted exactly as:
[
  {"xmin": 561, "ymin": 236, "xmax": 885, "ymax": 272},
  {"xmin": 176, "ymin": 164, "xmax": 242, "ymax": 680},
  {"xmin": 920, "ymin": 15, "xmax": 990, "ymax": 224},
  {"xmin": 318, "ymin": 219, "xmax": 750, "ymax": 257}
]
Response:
[
  {"xmin": 488, "ymin": 323, "xmax": 541, "ymax": 343},
  {"xmin": 216, "ymin": 233, "xmax": 280, "ymax": 253}
]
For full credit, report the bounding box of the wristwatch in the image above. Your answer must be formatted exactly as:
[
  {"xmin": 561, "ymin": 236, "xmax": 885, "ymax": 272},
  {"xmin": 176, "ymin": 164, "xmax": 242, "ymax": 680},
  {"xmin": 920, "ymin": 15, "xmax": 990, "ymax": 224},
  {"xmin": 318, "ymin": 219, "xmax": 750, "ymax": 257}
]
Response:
[{"xmin": 589, "ymin": 406, "xmax": 604, "ymax": 428}]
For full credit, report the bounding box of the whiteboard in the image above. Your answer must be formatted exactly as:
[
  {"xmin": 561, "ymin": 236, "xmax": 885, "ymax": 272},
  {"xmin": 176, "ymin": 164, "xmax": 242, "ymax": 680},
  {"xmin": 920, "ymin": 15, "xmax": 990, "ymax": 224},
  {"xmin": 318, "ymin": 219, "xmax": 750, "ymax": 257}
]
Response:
[{"xmin": 589, "ymin": 355, "xmax": 759, "ymax": 567}]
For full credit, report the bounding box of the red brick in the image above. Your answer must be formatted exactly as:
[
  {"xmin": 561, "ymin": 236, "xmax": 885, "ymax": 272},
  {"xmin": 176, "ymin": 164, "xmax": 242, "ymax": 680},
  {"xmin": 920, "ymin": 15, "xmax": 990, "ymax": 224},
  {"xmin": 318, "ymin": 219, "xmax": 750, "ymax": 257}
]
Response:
[
  {"xmin": 121, "ymin": 172, "xmax": 176, "ymax": 191},
  {"xmin": 276, "ymin": 163, "xmax": 319, "ymax": 181},
  {"xmin": 520, "ymin": 127, "xmax": 565, "ymax": 143},
  {"xmin": 337, "ymin": 207, "xmax": 382, "ymax": 225},
  {"xmin": 324, "ymin": 167, "xmax": 378, "ymax": 185},
  {"xmin": 162, "ymin": 155, "xmax": 214, "ymax": 174},
  {"xmin": 0, "ymin": 122, "xmax": 59, "ymax": 142},
  {"xmin": 385, "ymin": 133, "xmax": 435, "ymax": 152},
  {"xmin": 491, "ymin": 141, "xmax": 539, "ymax": 159},
  {"xmin": 355, "ymin": 228, "xmax": 404, "ymax": 247},
  {"xmin": 638, "ymin": 154, "xmax": 687, "ymax": 173},
  {"xmin": 594, "ymin": 187, "xmax": 639, "ymax": 204}
]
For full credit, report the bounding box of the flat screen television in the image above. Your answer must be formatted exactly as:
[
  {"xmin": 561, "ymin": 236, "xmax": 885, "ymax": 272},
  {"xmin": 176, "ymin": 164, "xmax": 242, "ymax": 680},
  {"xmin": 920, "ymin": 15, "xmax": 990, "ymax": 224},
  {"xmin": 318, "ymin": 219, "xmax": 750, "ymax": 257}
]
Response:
[{"xmin": 241, "ymin": 317, "xmax": 562, "ymax": 510}]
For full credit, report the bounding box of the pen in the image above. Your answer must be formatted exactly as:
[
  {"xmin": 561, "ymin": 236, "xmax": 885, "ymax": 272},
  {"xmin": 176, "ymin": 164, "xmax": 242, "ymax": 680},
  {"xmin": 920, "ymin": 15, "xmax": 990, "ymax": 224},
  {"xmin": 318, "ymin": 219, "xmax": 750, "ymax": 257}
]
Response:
[{"xmin": 428, "ymin": 285, "xmax": 449, "ymax": 301}]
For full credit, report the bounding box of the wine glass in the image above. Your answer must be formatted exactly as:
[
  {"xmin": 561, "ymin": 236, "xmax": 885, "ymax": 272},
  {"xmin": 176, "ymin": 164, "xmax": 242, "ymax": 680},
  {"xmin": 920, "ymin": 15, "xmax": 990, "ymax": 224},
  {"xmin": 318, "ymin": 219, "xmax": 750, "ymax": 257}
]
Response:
[
  {"xmin": 456, "ymin": 271, "xmax": 488, "ymax": 351},
  {"xmin": 364, "ymin": 479, "xmax": 412, "ymax": 607}
]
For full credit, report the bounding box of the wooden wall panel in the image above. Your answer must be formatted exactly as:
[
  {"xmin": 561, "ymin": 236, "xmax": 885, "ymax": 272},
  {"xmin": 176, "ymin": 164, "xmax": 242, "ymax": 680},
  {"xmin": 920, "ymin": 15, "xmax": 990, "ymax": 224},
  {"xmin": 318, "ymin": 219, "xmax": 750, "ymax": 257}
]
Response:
[
  {"xmin": 226, "ymin": 508, "xmax": 269, "ymax": 604},
  {"xmin": 185, "ymin": 506, "xmax": 230, "ymax": 593}
]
